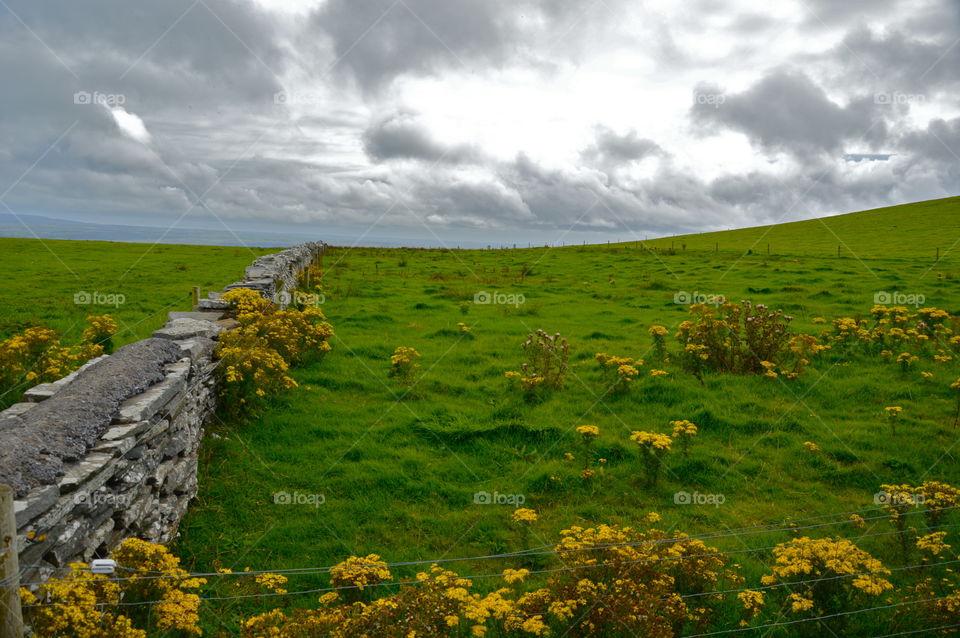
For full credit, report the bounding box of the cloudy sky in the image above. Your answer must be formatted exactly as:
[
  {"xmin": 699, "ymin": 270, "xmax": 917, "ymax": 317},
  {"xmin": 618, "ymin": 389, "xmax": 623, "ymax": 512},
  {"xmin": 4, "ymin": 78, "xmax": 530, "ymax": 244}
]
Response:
[{"xmin": 1, "ymin": 0, "xmax": 958, "ymax": 245}]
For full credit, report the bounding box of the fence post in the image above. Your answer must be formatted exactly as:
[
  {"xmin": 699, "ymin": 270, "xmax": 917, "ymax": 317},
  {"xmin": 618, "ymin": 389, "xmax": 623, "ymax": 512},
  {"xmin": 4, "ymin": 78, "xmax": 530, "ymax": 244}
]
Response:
[
  {"xmin": 191, "ymin": 286, "xmax": 200, "ymax": 307},
  {"xmin": 0, "ymin": 484, "xmax": 23, "ymax": 638}
]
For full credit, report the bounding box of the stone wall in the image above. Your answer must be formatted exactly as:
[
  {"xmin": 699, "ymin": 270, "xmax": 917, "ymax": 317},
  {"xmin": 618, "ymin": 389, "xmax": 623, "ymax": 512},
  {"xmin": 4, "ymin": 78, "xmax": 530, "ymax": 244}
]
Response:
[{"xmin": 0, "ymin": 242, "xmax": 322, "ymax": 583}]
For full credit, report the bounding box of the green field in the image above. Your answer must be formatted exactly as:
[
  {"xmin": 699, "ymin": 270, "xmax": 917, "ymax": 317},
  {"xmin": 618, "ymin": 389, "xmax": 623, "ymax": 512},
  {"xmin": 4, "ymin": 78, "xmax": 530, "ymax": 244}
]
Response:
[
  {"xmin": 0, "ymin": 238, "xmax": 275, "ymax": 346},
  {"xmin": 168, "ymin": 198, "xmax": 960, "ymax": 633}
]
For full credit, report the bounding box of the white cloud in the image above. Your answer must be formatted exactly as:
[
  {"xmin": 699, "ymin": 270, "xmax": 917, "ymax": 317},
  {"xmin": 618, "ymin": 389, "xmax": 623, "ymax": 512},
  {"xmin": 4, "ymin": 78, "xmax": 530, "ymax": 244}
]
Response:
[{"xmin": 107, "ymin": 107, "xmax": 152, "ymax": 145}]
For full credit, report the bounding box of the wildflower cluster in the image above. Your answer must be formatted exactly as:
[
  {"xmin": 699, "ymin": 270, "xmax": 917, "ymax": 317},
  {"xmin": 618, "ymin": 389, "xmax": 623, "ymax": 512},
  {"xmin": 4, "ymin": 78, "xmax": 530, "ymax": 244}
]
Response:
[
  {"xmin": 23, "ymin": 538, "xmax": 205, "ymax": 637},
  {"xmin": 649, "ymin": 324, "xmax": 669, "ymax": 361},
  {"xmin": 595, "ymin": 352, "xmax": 641, "ymax": 393},
  {"xmin": 830, "ymin": 306, "xmax": 957, "ymax": 366},
  {"xmin": 216, "ymin": 287, "xmax": 333, "ymax": 415},
  {"xmin": 330, "ymin": 554, "xmax": 392, "ymax": 592},
  {"xmin": 81, "ymin": 314, "xmax": 119, "ymax": 354},
  {"xmin": 0, "ymin": 315, "xmax": 116, "ymax": 408},
  {"xmin": 763, "ymin": 536, "xmax": 892, "ymax": 617},
  {"xmin": 670, "ymin": 419, "xmax": 698, "ymax": 456},
  {"xmin": 630, "ymin": 430, "xmax": 673, "ymax": 485},
  {"xmin": 389, "ymin": 346, "xmax": 421, "ymax": 383}
]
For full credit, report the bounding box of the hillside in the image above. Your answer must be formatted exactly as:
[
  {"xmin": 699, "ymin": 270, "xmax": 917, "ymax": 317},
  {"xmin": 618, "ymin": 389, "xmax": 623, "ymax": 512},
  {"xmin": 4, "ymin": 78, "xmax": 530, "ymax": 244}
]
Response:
[{"xmin": 649, "ymin": 196, "xmax": 960, "ymax": 260}]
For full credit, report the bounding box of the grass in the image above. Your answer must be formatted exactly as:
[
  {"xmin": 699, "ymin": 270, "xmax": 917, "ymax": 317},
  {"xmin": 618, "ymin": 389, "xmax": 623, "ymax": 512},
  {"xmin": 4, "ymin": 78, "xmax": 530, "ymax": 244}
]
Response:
[
  {"xmin": 0, "ymin": 237, "xmax": 276, "ymax": 345},
  {"xmin": 174, "ymin": 198, "xmax": 960, "ymax": 633},
  {"xmin": 653, "ymin": 196, "xmax": 960, "ymax": 260}
]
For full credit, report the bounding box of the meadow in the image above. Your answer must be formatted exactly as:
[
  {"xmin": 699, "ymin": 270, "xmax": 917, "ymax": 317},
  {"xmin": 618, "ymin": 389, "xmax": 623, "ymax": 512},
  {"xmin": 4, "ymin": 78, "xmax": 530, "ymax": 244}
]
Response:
[
  {"xmin": 3, "ymin": 199, "xmax": 960, "ymax": 634},
  {"xmin": 0, "ymin": 237, "xmax": 274, "ymax": 345},
  {"xmin": 169, "ymin": 198, "xmax": 960, "ymax": 633}
]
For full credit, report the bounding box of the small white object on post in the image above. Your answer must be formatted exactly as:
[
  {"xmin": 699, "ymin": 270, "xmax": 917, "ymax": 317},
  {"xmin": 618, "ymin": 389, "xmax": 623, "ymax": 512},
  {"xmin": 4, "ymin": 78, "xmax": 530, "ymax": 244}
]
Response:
[{"xmin": 90, "ymin": 559, "xmax": 117, "ymax": 575}]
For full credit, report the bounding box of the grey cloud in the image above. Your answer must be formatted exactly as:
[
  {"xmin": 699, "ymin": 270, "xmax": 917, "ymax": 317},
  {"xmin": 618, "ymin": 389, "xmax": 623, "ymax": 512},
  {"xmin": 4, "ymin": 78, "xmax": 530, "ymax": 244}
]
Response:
[
  {"xmin": 362, "ymin": 113, "xmax": 482, "ymax": 164},
  {"xmin": 691, "ymin": 69, "xmax": 887, "ymax": 158},
  {"xmin": 844, "ymin": 153, "xmax": 894, "ymax": 162},
  {"xmin": 802, "ymin": 0, "xmax": 901, "ymax": 27},
  {"xmin": 826, "ymin": 26, "xmax": 960, "ymax": 98},
  {"xmin": 309, "ymin": 0, "xmax": 626, "ymax": 91},
  {"xmin": 580, "ymin": 126, "xmax": 663, "ymax": 172}
]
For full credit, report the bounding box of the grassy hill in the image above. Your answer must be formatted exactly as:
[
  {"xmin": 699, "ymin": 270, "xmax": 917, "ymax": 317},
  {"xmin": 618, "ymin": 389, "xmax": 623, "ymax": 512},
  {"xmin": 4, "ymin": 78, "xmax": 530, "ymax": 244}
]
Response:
[{"xmin": 647, "ymin": 196, "xmax": 960, "ymax": 261}]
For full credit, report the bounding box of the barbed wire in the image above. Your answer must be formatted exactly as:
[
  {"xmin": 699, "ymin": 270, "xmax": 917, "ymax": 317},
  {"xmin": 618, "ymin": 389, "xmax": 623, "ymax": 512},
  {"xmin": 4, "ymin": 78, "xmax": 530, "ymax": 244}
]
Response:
[
  {"xmin": 19, "ymin": 525, "xmax": 960, "ymax": 608},
  {"xmin": 19, "ymin": 502, "xmax": 950, "ymax": 586},
  {"xmin": 681, "ymin": 595, "xmax": 948, "ymax": 637}
]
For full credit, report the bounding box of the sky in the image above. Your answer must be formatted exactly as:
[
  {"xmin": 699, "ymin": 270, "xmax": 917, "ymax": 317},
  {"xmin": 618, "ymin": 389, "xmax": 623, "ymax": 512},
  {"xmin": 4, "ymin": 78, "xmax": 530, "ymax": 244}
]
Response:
[{"xmin": 0, "ymin": 0, "xmax": 958, "ymax": 246}]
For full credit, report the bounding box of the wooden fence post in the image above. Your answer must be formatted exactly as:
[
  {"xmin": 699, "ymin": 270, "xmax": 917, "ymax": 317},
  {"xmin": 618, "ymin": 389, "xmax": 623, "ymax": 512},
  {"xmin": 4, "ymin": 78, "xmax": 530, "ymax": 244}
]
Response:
[
  {"xmin": 0, "ymin": 485, "xmax": 24, "ymax": 638},
  {"xmin": 191, "ymin": 286, "xmax": 200, "ymax": 307}
]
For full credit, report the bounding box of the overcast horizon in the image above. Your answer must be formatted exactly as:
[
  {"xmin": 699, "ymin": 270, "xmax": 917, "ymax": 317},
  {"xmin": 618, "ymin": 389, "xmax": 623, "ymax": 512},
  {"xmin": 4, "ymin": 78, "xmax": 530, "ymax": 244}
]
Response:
[{"xmin": 1, "ymin": 0, "xmax": 958, "ymax": 248}]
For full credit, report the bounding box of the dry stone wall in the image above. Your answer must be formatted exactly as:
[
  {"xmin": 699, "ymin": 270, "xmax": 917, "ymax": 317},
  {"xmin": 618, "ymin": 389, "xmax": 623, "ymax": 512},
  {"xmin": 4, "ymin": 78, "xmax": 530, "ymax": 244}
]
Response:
[{"xmin": 0, "ymin": 242, "xmax": 322, "ymax": 583}]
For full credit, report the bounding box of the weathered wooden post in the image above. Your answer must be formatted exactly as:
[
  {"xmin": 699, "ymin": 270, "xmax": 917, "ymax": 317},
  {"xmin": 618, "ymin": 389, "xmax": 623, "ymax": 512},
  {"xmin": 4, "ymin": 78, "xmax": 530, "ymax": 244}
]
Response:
[
  {"xmin": 0, "ymin": 485, "xmax": 23, "ymax": 638},
  {"xmin": 191, "ymin": 286, "xmax": 200, "ymax": 307}
]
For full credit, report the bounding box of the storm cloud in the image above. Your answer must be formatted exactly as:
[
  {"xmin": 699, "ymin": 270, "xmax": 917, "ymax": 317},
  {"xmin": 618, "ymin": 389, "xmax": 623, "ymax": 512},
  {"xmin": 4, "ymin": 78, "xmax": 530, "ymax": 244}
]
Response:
[{"xmin": 0, "ymin": 0, "xmax": 957, "ymax": 245}]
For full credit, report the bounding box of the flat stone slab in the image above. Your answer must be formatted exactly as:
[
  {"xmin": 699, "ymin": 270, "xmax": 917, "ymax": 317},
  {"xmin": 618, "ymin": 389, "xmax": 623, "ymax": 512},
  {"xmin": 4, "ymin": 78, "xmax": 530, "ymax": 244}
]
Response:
[
  {"xmin": 197, "ymin": 298, "xmax": 231, "ymax": 311},
  {"xmin": 153, "ymin": 318, "xmax": 224, "ymax": 341},
  {"xmin": 113, "ymin": 360, "xmax": 190, "ymax": 424},
  {"xmin": 215, "ymin": 318, "xmax": 240, "ymax": 330},
  {"xmin": 168, "ymin": 311, "xmax": 225, "ymax": 322},
  {"xmin": 174, "ymin": 337, "xmax": 216, "ymax": 361},
  {"xmin": 101, "ymin": 420, "xmax": 151, "ymax": 441},
  {"xmin": 58, "ymin": 452, "xmax": 118, "ymax": 493},
  {"xmin": 14, "ymin": 485, "xmax": 59, "ymax": 528},
  {"xmin": 22, "ymin": 355, "xmax": 110, "ymax": 402}
]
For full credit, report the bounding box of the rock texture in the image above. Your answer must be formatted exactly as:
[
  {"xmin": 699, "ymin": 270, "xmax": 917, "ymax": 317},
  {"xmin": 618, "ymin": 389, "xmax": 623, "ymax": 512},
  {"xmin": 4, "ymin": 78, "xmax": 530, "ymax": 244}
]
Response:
[{"xmin": 2, "ymin": 242, "xmax": 323, "ymax": 582}]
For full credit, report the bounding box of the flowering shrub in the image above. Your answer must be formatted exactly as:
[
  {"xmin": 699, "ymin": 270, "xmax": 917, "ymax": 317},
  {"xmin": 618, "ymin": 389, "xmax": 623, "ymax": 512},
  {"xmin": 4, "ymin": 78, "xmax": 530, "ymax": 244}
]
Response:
[
  {"xmin": 762, "ymin": 536, "xmax": 892, "ymax": 619},
  {"xmin": 595, "ymin": 353, "xmax": 640, "ymax": 393},
  {"xmin": 506, "ymin": 329, "xmax": 570, "ymax": 394},
  {"xmin": 216, "ymin": 287, "xmax": 333, "ymax": 416},
  {"xmin": 676, "ymin": 301, "xmax": 795, "ymax": 375},
  {"xmin": 649, "ymin": 324, "xmax": 669, "ymax": 361},
  {"xmin": 22, "ymin": 538, "xmax": 205, "ymax": 637},
  {"xmin": 670, "ymin": 420, "xmax": 698, "ymax": 456},
  {"xmin": 0, "ymin": 315, "xmax": 116, "ymax": 408},
  {"xmin": 630, "ymin": 430, "xmax": 672, "ymax": 485},
  {"xmin": 81, "ymin": 314, "xmax": 119, "ymax": 354},
  {"xmin": 389, "ymin": 346, "xmax": 421, "ymax": 383},
  {"xmin": 330, "ymin": 554, "xmax": 392, "ymax": 592},
  {"xmin": 829, "ymin": 306, "xmax": 958, "ymax": 363}
]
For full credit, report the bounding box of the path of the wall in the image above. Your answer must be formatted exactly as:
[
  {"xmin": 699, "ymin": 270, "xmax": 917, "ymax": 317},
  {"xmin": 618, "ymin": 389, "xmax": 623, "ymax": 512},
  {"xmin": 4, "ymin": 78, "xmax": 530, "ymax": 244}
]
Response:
[{"xmin": 0, "ymin": 242, "xmax": 322, "ymax": 583}]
